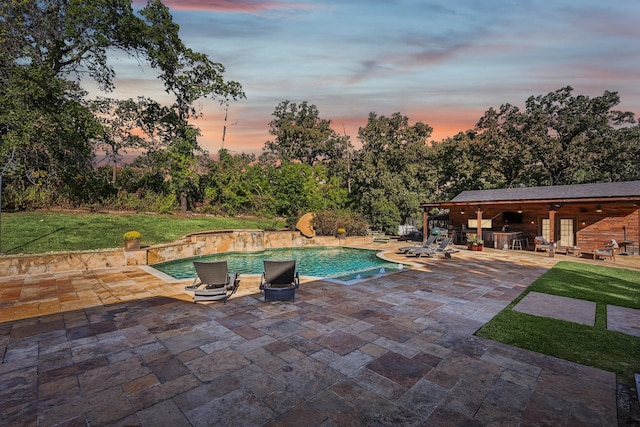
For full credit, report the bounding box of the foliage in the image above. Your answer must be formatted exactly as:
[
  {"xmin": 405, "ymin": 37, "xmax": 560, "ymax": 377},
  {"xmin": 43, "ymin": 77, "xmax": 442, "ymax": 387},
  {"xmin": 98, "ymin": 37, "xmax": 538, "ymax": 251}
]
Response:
[
  {"xmin": 476, "ymin": 261, "xmax": 640, "ymax": 384},
  {"xmin": 0, "ymin": 0, "xmax": 244, "ymax": 212},
  {"xmin": 2, "ymin": 14, "xmax": 640, "ymax": 240},
  {"xmin": 427, "ymin": 87, "xmax": 638, "ymax": 201},
  {"xmin": 475, "ymin": 86, "xmax": 637, "ymax": 186},
  {"xmin": 90, "ymin": 97, "xmax": 155, "ymax": 183},
  {"xmin": 0, "ymin": 67, "xmax": 101, "ymax": 207},
  {"xmin": 350, "ymin": 112, "xmax": 434, "ymax": 231},
  {"xmin": 100, "ymin": 190, "xmax": 177, "ymax": 213},
  {"xmin": 123, "ymin": 231, "xmax": 141, "ymax": 241},
  {"xmin": 266, "ymin": 161, "xmax": 349, "ymax": 218},
  {"xmin": 467, "ymin": 234, "xmax": 483, "ymax": 245},
  {"xmin": 430, "ymin": 131, "xmax": 490, "ymax": 200},
  {"xmin": 263, "ymin": 101, "xmax": 352, "ymax": 167},
  {"xmin": 199, "ymin": 149, "xmax": 272, "ymax": 216},
  {"xmin": 312, "ymin": 209, "xmax": 369, "ymax": 236}
]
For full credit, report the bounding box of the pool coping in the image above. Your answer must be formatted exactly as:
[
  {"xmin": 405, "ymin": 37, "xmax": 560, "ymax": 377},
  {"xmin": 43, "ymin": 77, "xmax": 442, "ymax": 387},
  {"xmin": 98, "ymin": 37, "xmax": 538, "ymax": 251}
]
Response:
[{"xmin": 144, "ymin": 247, "xmax": 417, "ymax": 286}]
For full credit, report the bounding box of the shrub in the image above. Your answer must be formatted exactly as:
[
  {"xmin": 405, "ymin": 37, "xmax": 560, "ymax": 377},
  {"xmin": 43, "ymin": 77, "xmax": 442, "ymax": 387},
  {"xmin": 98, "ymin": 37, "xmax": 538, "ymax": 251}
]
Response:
[
  {"xmin": 99, "ymin": 190, "xmax": 177, "ymax": 213},
  {"xmin": 369, "ymin": 198, "xmax": 401, "ymax": 234},
  {"xmin": 123, "ymin": 230, "xmax": 142, "ymax": 241},
  {"xmin": 285, "ymin": 216, "xmax": 298, "ymax": 230},
  {"xmin": 312, "ymin": 209, "xmax": 369, "ymax": 236}
]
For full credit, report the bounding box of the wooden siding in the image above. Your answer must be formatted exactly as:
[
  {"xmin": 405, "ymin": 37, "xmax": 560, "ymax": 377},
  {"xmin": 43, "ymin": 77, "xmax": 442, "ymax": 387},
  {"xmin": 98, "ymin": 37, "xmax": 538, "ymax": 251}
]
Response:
[{"xmin": 447, "ymin": 203, "xmax": 639, "ymax": 252}]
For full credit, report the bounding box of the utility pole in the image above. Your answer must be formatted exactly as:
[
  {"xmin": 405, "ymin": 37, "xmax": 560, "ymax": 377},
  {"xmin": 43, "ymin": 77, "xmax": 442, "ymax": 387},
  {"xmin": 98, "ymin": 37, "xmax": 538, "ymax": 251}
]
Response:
[
  {"xmin": 343, "ymin": 123, "xmax": 351, "ymax": 194},
  {"xmin": 221, "ymin": 99, "xmax": 229, "ymax": 150},
  {"xmin": 220, "ymin": 98, "xmax": 238, "ymax": 151}
]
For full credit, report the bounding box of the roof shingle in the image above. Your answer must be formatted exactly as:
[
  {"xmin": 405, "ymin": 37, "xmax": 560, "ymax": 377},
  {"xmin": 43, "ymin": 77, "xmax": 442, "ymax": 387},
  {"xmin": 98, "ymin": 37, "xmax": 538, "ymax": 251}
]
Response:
[{"xmin": 450, "ymin": 180, "xmax": 640, "ymax": 203}]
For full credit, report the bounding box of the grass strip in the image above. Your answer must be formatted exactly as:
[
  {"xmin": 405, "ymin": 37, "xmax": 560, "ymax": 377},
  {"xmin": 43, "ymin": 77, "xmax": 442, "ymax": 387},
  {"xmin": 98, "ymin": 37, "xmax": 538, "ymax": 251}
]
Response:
[
  {"xmin": 476, "ymin": 261, "xmax": 640, "ymax": 384},
  {"xmin": 0, "ymin": 211, "xmax": 285, "ymax": 255}
]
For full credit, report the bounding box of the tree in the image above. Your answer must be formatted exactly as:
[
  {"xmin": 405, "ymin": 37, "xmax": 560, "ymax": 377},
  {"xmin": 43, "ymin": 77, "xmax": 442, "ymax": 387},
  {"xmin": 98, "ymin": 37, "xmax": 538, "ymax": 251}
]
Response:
[
  {"xmin": 0, "ymin": 0, "xmax": 244, "ymax": 210},
  {"xmin": 351, "ymin": 112, "xmax": 434, "ymax": 232},
  {"xmin": 521, "ymin": 86, "xmax": 635, "ymax": 185},
  {"xmin": 0, "ymin": 67, "xmax": 101, "ymax": 207},
  {"xmin": 469, "ymin": 87, "xmax": 637, "ymax": 187},
  {"xmin": 264, "ymin": 101, "xmax": 352, "ymax": 167},
  {"xmin": 474, "ymin": 104, "xmax": 536, "ymax": 188},
  {"xmin": 138, "ymin": 1, "xmax": 244, "ymax": 120},
  {"xmin": 594, "ymin": 123, "xmax": 640, "ymax": 182},
  {"xmin": 429, "ymin": 131, "xmax": 489, "ymax": 201},
  {"xmin": 200, "ymin": 149, "xmax": 272, "ymax": 216},
  {"xmin": 90, "ymin": 97, "xmax": 148, "ymax": 183}
]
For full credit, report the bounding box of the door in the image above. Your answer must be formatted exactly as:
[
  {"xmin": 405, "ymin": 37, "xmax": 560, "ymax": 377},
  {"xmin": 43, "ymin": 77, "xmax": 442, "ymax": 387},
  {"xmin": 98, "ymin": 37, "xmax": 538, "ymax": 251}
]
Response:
[
  {"xmin": 558, "ymin": 218, "xmax": 575, "ymax": 247},
  {"xmin": 541, "ymin": 218, "xmax": 575, "ymax": 246}
]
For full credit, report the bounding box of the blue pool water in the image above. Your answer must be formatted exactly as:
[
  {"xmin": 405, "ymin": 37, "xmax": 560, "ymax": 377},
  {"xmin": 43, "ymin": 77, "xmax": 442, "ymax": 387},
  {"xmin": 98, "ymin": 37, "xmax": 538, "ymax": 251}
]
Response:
[{"xmin": 152, "ymin": 247, "xmax": 402, "ymax": 281}]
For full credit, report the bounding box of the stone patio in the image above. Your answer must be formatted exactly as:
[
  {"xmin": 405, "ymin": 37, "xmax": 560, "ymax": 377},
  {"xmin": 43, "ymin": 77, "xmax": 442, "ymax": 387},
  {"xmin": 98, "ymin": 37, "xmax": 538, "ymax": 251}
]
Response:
[{"xmin": 0, "ymin": 245, "xmax": 637, "ymax": 426}]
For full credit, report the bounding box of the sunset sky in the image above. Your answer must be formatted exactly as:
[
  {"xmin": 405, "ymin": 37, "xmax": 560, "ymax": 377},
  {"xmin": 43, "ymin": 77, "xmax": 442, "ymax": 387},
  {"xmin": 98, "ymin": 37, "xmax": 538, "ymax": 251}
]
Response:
[{"xmin": 101, "ymin": 0, "xmax": 640, "ymax": 155}]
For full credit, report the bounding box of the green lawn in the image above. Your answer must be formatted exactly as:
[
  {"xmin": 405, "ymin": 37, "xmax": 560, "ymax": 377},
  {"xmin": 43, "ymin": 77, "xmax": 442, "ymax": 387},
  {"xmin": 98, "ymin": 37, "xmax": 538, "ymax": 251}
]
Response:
[
  {"xmin": 0, "ymin": 211, "xmax": 285, "ymax": 255},
  {"xmin": 476, "ymin": 261, "xmax": 640, "ymax": 384}
]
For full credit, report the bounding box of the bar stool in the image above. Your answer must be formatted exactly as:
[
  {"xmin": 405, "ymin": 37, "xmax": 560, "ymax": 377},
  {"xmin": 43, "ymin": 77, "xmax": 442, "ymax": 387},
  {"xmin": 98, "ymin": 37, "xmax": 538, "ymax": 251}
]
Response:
[{"xmin": 511, "ymin": 238, "xmax": 524, "ymax": 250}]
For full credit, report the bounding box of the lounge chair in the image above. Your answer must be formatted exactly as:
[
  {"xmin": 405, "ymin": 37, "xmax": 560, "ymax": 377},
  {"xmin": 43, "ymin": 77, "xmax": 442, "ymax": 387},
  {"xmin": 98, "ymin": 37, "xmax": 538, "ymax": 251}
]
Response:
[
  {"xmin": 593, "ymin": 239, "xmax": 618, "ymax": 262},
  {"xmin": 372, "ymin": 232, "xmax": 390, "ymax": 243},
  {"xmin": 412, "ymin": 237, "xmax": 459, "ymax": 258},
  {"xmin": 259, "ymin": 260, "xmax": 300, "ymax": 302},
  {"xmin": 534, "ymin": 236, "xmax": 553, "ymax": 252},
  {"xmin": 185, "ymin": 261, "xmax": 239, "ymax": 303},
  {"xmin": 398, "ymin": 234, "xmax": 437, "ymax": 254}
]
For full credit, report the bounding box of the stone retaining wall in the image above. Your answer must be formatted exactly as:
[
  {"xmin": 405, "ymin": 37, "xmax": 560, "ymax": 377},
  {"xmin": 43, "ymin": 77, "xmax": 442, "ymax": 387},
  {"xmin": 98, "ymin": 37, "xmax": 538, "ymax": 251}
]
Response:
[{"xmin": 0, "ymin": 230, "xmax": 371, "ymax": 277}]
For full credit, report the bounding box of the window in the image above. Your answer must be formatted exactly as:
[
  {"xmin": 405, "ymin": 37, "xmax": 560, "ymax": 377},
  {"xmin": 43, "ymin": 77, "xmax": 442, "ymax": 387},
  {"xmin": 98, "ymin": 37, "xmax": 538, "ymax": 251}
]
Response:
[{"xmin": 541, "ymin": 219, "xmax": 550, "ymax": 242}]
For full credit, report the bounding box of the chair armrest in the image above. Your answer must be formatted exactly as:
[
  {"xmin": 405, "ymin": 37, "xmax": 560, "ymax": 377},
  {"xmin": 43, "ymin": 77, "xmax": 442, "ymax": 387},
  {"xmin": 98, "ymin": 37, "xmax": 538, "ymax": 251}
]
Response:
[
  {"xmin": 228, "ymin": 272, "xmax": 239, "ymax": 287},
  {"xmin": 293, "ymin": 272, "xmax": 300, "ymax": 288},
  {"xmin": 184, "ymin": 277, "xmax": 201, "ymax": 291}
]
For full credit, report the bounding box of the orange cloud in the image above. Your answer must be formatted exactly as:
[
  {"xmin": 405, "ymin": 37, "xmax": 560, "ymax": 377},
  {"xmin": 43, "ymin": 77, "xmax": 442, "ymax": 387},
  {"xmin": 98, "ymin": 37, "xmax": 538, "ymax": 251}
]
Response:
[
  {"xmin": 328, "ymin": 107, "xmax": 482, "ymax": 147},
  {"xmin": 195, "ymin": 107, "xmax": 483, "ymax": 156}
]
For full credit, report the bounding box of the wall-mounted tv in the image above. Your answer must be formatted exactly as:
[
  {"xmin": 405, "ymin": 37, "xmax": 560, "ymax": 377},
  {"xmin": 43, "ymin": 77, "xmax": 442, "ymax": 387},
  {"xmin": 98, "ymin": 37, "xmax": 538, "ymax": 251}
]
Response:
[{"xmin": 502, "ymin": 211, "xmax": 523, "ymax": 224}]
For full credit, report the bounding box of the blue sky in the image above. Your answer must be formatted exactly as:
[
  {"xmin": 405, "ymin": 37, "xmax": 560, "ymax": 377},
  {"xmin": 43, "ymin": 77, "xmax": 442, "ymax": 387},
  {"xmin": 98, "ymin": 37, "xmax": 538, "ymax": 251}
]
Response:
[{"xmin": 103, "ymin": 0, "xmax": 640, "ymax": 155}]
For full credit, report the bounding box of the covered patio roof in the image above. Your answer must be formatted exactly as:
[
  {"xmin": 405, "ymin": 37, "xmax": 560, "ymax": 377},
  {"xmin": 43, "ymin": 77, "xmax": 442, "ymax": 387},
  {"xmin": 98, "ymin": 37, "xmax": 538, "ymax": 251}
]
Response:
[{"xmin": 421, "ymin": 180, "xmax": 640, "ymax": 210}]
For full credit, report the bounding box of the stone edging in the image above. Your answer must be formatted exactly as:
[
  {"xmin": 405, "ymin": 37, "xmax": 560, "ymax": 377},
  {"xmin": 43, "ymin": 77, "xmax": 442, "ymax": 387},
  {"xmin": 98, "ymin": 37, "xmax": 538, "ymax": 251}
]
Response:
[{"xmin": 0, "ymin": 230, "xmax": 371, "ymax": 277}]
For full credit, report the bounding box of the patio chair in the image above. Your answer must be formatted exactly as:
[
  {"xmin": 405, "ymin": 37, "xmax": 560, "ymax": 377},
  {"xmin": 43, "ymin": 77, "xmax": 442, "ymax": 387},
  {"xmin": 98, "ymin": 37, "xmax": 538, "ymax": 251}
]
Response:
[
  {"xmin": 412, "ymin": 237, "xmax": 459, "ymax": 258},
  {"xmin": 259, "ymin": 260, "xmax": 300, "ymax": 302},
  {"xmin": 593, "ymin": 239, "xmax": 618, "ymax": 262},
  {"xmin": 185, "ymin": 261, "xmax": 240, "ymax": 303},
  {"xmin": 534, "ymin": 236, "xmax": 553, "ymax": 252},
  {"xmin": 398, "ymin": 234, "xmax": 437, "ymax": 254}
]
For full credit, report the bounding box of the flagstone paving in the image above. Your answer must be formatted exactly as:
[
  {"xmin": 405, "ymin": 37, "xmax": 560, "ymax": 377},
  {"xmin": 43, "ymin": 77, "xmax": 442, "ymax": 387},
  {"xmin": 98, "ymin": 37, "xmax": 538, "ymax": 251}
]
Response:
[
  {"xmin": 513, "ymin": 291, "xmax": 597, "ymax": 326},
  {"xmin": 0, "ymin": 246, "xmax": 636, "ymax": 426},
  {"xmin": 607, "ymin": 305, "xmax": 640, "ymax": 338}
]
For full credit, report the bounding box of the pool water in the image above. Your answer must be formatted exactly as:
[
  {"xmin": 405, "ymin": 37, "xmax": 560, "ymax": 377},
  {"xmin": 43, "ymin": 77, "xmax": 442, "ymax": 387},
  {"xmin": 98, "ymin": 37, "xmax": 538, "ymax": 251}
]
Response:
[{"xmin": 152, "ymin": 247, "xmax": 402, "ymax": 281}]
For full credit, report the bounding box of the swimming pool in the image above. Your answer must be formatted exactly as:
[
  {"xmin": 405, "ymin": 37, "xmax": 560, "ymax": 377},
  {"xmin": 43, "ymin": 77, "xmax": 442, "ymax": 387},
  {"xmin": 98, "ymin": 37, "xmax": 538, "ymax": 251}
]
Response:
[{"xmin": 152, "ymin": 247, "xmax": 404, "ymax": 282}]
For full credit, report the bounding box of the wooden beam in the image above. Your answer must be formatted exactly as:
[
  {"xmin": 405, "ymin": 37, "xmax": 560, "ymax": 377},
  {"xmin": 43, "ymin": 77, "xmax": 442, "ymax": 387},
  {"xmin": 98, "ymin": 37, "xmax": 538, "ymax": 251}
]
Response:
[
  {"xmin": 549, "ymin": 209, "xmax": 556, "ymax": 243},
  {"xmin": 423, "ymin": 210, "xmax": 428, "ymax": 242}
]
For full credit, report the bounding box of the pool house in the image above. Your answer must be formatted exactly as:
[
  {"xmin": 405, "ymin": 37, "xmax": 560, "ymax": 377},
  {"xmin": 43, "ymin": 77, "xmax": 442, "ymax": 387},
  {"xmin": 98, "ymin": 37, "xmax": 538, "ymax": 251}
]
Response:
[{"xmin": 421, "ymin": 180, "xmax": 640, "ymax": 254}]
